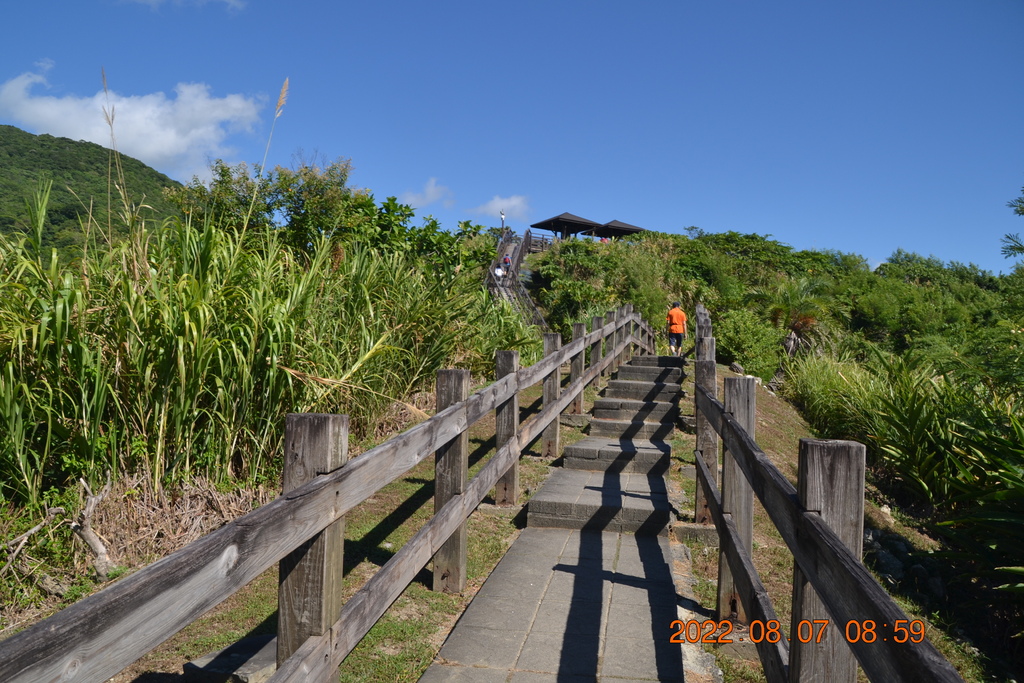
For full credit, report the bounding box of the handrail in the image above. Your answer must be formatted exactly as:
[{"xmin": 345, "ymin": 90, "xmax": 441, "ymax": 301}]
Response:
[
  {"xmin": 0, "ymin": 307, "xmax": 654, "ymax": 683},
  {"xmin": 271, "ymin": 325, "xmax": 635, "ymax": 681},
  {"xmin": 485, "ymin": 228, "xmax": 550, "ymax": 331},
  {"xmin": 690, "ymin": 303, "xmax": 964, "ymax": 683}
]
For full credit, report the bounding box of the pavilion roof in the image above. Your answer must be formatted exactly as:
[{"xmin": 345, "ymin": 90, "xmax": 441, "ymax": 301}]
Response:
[{"xmin": 530, "ymin": 212, "xmax": 602, "ymax": 238}]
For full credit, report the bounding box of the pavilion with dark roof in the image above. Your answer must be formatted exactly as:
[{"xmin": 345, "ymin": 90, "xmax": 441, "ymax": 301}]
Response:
[{"xmin": 530, "ymin": 213, "xmax": 646, "ymax": 240}]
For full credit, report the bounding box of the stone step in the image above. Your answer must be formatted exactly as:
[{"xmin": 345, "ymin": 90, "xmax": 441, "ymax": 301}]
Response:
[
  {"xmin": 627, "ymin": 355, "xmax": 685, "ymax": 368},
  {"xmin": 604, "ymin": 379, "xmax": 684, "ymax": 402},
  {"xmin": 614, "ymin": 364, "xmax": 686, "ymax": 383},
  {"xmin": 589, "ymin": 418, "xmax": 674, "ymax": 441},
  {"xmin": 527, "ymin": 469, "xmax": 672, "ymax": 535},
  {"xmin": 563, "ymin": 437, "xmax": 671, "ymax": 475},
  {"xmin": 592, "ymin": 397, "xmax": 680, "ymax": 422}
]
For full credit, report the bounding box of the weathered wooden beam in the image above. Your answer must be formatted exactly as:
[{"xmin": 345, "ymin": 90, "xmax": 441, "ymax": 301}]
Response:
[
  {"xmin": 278, "ymin": 414, "xmax": 348, "ymax": 669},
  {"xmin": 718, "ymin": 377, "xmax": 756, "ymax": 624},
  {"xmin": 622, "ymin": 303, "xmax": 633, "ymax": 362},
  {"xmin": 494, "ymin": 350, "xmax": 520, "ymax": 506},
  {"xmin": 694, "ymin": 336, "xmax": 718, "ymax": 525},
  {"xmin": 570, "ymin": 323, "xmax": 586, "ymax": 414},
  {"xmin": 0, "ymin": 311, "xmax": 644, "ymax": 683},
  {"xmin": 693, "ymin": 384, "xmax": 964, "ymax": 683},
  {"xmin": 541, "ymin": 333, "xmax": 562, "ymax": 458},
  {"xmin": 695, "ymin": 450, "xmax": 789, "ymax": 683},
  {"xmin": 433, "ymin": 368, "xmax": 470, "ymax": 593},
  {"xmin": 273, "ymin": 348, "xmax": 625, "ymax": 681},
  {"xmin": 590, "ymin": 316, "xmax": 604, "ymax": 378},
  {"xmin": 604, "ymin": 309, "xmax": 617, "ymax": 376},
  {"xmin": 0, "ymin": 394, "xmax": 470, "ymax": 683},
  {"xmin": 789, "ymin": 439, "xmax": 865, "ymax": 683}
]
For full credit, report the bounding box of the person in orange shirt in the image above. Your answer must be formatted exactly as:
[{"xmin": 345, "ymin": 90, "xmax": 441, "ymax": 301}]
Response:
[{"xmin": 666, "ymin": 302, "xmax": 688, "ymax": 357}]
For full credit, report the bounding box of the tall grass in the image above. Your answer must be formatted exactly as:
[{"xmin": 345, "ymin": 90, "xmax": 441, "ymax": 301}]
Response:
[
  {"xmin": 783, "ymin": 349, "xmax": 1024, "ymax": 626},
  {"xmin": 0, "ymin": 186, "xmax": 539, "ymax": 506}
]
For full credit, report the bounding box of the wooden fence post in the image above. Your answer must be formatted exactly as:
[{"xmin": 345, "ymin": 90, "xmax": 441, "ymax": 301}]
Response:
[
  {"xmin": 789, "ymin": 439, "xmax": 866, "ymax": 683},
  {"xmin": 590, "ymin": 315, "xmax": 604, "ymax": 379},
  {"xmin": 278, "ymin": 413, "xmax": 349, "ymax": 668},
  {"xmin": 718, "ymin": 376, "xmax": 756, "ymax": 624},
  {"xmin": 605, "ymin": 309, "xmax": 617, "ymax": 376},
  {"xmin": 570, "ymin": 322, "xmax": 586, "ymax": 414},
  {"xmin": 620, "ymin": 305, "xmax": 629, "ymax": 364},
  {"xmin": 622, "ymin": 301, "xmax": 630, "ymax": 360},
  {"xmin": 433, "ymin": 369, "xmax": 470, "ymax": 593},
  {"xmin": 542, "ymin": 333, "xmax": 562, "ymax": 458},
  {"xmin": 494, "ymin": 351, "xmax": 520, "ymax": 506},
  {"xmin": 694, "ymin": 335, "xmax": 719, "ymax": 525}
]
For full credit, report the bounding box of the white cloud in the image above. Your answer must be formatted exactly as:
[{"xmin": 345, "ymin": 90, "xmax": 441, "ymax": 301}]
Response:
[
  {"xmin": 0, "ymin": 67, "xmax": 262, "ymax": 180},
  {"xmin": 469, "ymin": 195, "xmax": 530, "ymax": 222},
  {"xmin": 400, "ymin": 177, "xmax": 454, "ymax": 209}
]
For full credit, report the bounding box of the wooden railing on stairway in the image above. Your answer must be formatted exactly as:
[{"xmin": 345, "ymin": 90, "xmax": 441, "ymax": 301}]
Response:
[
  {"xmin": 689, "ymin": 303, "xmax": 964, "ymax": 683},
  {"xmin": 486, "ymin": 228, "xmax": 551, "ymax": 331},
  {"xmin": 0, "ymin": 306, "xmax": 654, "ymax": 683}
]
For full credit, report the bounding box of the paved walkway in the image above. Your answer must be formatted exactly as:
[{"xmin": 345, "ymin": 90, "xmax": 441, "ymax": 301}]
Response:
[{"xmin": 419, "ymin": 527, "xmax": 720, "ymax": 682}]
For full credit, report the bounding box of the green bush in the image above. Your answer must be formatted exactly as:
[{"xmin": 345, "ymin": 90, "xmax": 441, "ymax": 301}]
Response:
[
  {"xmin": 715, "ymin": 309, "xmax": 783, "ymax": 381},
  {"xmin": 0, "ymin": 182, "xmax": 539, "ymax": 505}
]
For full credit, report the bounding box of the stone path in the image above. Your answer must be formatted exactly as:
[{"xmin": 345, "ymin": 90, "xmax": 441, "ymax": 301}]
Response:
[
  {"xmin": 419, "ymin": 527, "xmax": 719, "ymax": 682},
  {"xmin": 420, "ymin": 355, "xmax": 721, "ymax": 682}
]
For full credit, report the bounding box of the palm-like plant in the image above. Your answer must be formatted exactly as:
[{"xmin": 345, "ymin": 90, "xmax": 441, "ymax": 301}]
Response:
[{"xmin": 746, "ymin": 276, "xmax": 834, "ymax": 354}]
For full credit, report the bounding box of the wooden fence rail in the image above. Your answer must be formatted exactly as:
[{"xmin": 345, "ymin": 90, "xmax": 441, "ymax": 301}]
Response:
[
  {"xmin": 690, "ymin": 303, "xmax": 964, "ymax": 683},
  {"xmin": 0, "ymin": 306, "xmax": 654, "ymax": 683}
]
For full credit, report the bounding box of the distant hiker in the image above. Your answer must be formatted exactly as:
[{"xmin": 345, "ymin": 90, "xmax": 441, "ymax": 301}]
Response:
[
  {"xmin": 502, "ymin": 254, "xmax": 512, "ymax": 271},
  {"xmin": 495, "ymin": 266, "xmax": 505, "ymax": 281},
  {"xmin": 666, "ymin": 302, "xmax": 688, "ymax": 357}
]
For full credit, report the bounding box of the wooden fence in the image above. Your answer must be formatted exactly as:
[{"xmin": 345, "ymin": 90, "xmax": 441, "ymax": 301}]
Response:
[
  {"xmin": 689, "ymin": 303, "xmax": 965, "ymax": 683},
  {"xmin": 486, "ymin": 228, "xmax": 550, "ymax": 331},
  {"xmin": 0, "ymin": 306, "xmax": 653, "ymax": 683}
]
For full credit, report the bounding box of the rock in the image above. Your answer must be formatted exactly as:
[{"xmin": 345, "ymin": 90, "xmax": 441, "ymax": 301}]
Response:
[
  {"xmin": 559, "ymin": 414, "xmax": 590, "ymax": 428},
  {"xmin": 729, "ymin": 362, "xmax": 744, "ymax": 374},
  {"xmin": 882, "ymin": 536, "xmax": 911, "ymax": 560},
  {"xmin": 878, "ymin": 504, "xmax": 895, "ymax": 526},
  {"xmin": 677, "ymin": 415, "xmax": 697, "ymax": 433},
  {"xmin": 870, "ymin": 548, "xmax": 905, "ymax": 581}
]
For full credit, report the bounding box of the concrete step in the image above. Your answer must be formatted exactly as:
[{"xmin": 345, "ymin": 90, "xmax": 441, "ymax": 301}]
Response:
[
  {"xmin": 614, "ymin": 364, "xmax": 686, "ymax": 383},
  {"xmin": 627, "ymin": 355, "xmax": 685, "ymax": 368},
  {"xmin": 604, "ymin": 379, "xmax": 684, "ymax": 402},
  {"xmin": 527, "ymin": 469, "xmax": 672, "ymax": 535},
  {"xmin": 592, "ymin": 397, "xmax": 680, "ymax": 422},
  {"xmin": 589, "ymin": 418, "xmax": 674, "ymax": 441},
  {"xmin": 563, "ymin": 437, "xmax": 671, "ymax": 474}
]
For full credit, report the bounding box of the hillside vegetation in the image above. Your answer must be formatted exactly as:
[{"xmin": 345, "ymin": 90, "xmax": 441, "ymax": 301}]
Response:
[
  {"xmin": 530, "ymin": 227, "xmax": 1024, "ymax": 674},
  {"xmin": 1, "ymin": 123, "xmax": 1022, "ymax": 676},
  {"xmin": 0, "ymin": 125, "xmax": 180, "ymax": 253}
]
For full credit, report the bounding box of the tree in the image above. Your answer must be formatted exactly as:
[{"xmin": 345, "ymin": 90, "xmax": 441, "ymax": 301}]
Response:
[
  {"xmin": 746, "ymin": 276, "xmax": 833, "ymax": 342},
  {"xmin": 164, "ymin": 158, "xmax": 463, "ymax": 264},
  {"xmin": 1002, "ymin": 233, "xmax": 1024, "ymax": 259},
  {"xmin": 1008, "ymin": 185, "xmax": 1024, "ymax": 217},
  {"xmin": 1004, "ymin": 185, "xmax": 1024, "ymax": 262}
]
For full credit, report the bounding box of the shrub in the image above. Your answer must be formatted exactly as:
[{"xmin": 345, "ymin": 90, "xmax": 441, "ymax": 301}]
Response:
[{"xmin": 715, "ymin": 309, "xmax": 783, "ymax": 381}]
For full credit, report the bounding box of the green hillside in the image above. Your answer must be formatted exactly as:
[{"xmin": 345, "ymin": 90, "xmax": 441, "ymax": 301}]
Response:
[{"xmin": 0, "ymin": 124, "xmax": 181, "ymax": 251}]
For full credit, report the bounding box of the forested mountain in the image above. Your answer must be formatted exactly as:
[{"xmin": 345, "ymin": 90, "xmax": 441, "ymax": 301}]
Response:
[{"xmin": 0, "ymin": 124, "xmax": 181, "ymax": 252}]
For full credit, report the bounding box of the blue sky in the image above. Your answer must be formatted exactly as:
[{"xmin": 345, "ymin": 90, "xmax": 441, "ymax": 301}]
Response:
[{"xmin": 2, "ymin": 0, "xmax": 1023, "ymax": 273}]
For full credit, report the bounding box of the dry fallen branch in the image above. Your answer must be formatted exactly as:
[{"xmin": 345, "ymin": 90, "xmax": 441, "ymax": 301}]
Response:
[
  {"xmin": 1, "ymin": 507, "xmax": 66, "ymax": 579},
  {"xmin": 69, "ymin": 474, "xmax": 115, "ymax": 581}
]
